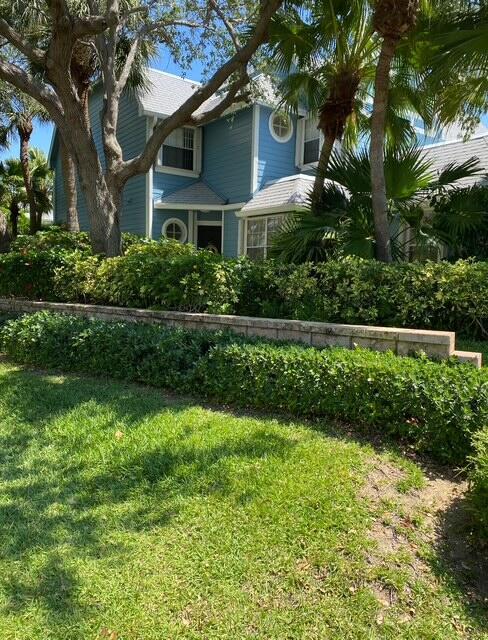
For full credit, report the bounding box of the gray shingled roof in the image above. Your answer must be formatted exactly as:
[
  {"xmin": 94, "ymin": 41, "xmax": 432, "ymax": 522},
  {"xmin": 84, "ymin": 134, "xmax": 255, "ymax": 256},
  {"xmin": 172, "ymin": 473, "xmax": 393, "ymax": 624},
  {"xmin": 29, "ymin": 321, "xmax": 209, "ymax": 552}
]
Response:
[
  {"xmin": 159, "ymin": 181, "xmax": 226, "ymax": 206},
  {"xmin": 137, "ymin": 69, "xmax": 280, "ymax": 119},
  {"xmin": 240, "ymin": 175, "xmax": 315, "ymax": 213},
  {"xmin": 138, "ymin": 69, "xmax": 203, "ymax": 117},
  {"xmin": 423, "ymin": 134, "xmax": 488, "ymax": 188}
]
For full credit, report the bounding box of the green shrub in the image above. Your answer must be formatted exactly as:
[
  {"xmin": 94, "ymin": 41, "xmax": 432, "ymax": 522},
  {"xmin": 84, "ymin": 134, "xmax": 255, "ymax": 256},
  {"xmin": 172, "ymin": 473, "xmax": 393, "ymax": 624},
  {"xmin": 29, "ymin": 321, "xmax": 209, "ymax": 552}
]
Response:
[
  {"xmin": 3, "ymin": 232, "xmax": 488, "ymax": 338},
  {"xmin": 0, "ymin": 249, "xmax": 77, "ymax": 300},
  {"xmin": 11, "ymin": 227, "xmax": 92, "ymax": 253},
  {"xmin": 0, "ymin": 311, "xmax": 239, "ymax": 390},
  {"xmin": 2, "ymin": 311, "xmax": 487, "ymax": 465},
  {"xmin": 469, "ymin": 428, "xmax": 488, "ymax": 539},
  {"xmin": 91, "ymin": 248, "xmax": 240, "ymax": 313},
  {"xmin": 197, "ymin": 342, "xmax": 488, "ymax": 464}
]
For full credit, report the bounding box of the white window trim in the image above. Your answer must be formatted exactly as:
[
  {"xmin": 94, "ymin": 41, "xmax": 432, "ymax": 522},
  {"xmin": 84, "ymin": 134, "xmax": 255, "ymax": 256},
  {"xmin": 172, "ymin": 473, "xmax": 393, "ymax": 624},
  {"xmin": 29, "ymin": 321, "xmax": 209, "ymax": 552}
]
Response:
[
  {"xmin": 296, "ymin": 116, "xmax": 323, "ymax": 170},
  {"xmin": 243, "ymin": 212, "xmax": 287, "ymax": 259},
  {"xmin": 268, "ymin": 111, "xmax": 293, "ymax": 144},
  {"xmin": 155, "ymin": 125, "xmax": 202, "ymax": 178},
  {"xmin": 162, "ymin": 217, "xmax": 188, "ymax": 243}
]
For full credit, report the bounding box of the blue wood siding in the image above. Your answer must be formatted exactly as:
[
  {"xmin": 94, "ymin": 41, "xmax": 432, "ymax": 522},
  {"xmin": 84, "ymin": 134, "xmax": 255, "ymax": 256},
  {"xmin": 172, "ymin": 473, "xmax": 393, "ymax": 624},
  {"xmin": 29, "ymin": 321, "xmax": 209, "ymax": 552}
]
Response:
[
  {"xmin": 52, "ymin": 89, "xmax": 147, "ymax": 235},
  {"xmin": 197, "ymin": 211, "xmax": 221, "ymax": 222},
  {"xmin": 223, "ymin": 211, "xmax": 240, "ymax": 257},
  {"xmin": 152, "ymin": 172, "xmax": 198, "ymax": 203},
  {"xmin": 257, "ymin": 106, "xmax": 298, "ymax": 190},
  {"xmin": 202, "ymin": 108, "xmax": 253, "ymax": 203},
  {"xmin": 152, "ymin": 210, "xmax": 188, "ymax": 240}
]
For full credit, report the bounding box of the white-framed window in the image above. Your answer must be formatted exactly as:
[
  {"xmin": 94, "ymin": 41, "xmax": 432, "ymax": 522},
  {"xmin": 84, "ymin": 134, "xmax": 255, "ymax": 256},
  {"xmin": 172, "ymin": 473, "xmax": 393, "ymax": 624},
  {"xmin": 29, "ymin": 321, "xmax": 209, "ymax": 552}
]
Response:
[
  {"xmin": 269, "ymin": 111, "xmax": 293, "ymax": 143},
  {"xmin": 157, "ymin": 126, "xmax": 201, "ymax": 175},
  {"xmin": 245, "ymin": 214, "xmax": 286, "ymax": 260},
  {"xmin": 303, "ymin": 117, "xmax": 321, "ymax": 165},
  {"xmin": 162, "ymin": 218, "xmax": 188, "ymax": 243}
]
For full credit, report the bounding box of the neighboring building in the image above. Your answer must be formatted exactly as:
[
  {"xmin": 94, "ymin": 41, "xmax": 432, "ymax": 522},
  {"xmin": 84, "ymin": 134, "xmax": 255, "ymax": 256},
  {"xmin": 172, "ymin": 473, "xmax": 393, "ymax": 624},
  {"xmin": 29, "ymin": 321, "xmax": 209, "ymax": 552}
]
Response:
[
  {"xmin": 423, "ymin": 132, "xmax": 488, "ymax": 187},
  {"xmin": 49, "ymin": 68, "xmax": 326, "ymax": 259}
]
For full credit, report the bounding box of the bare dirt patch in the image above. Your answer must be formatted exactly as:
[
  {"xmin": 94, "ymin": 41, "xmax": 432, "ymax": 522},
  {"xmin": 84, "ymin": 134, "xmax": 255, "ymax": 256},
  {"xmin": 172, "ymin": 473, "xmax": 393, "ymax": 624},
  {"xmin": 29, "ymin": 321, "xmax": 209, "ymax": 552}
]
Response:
[{"xmin": 362, "ymin": 459, "xmax": 488, "ymax": 616}]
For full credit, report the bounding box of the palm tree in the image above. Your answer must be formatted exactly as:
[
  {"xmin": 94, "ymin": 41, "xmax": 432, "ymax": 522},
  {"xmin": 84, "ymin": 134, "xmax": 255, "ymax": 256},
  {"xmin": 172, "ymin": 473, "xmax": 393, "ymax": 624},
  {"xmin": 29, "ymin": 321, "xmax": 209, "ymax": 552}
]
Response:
[
  {"xmin": 270, "ymin": 145, "xmax": 482, "ymax": 263},
  {"xmin": 0, "ymin": 86, "xmax": 49, "ymax": 234},
  {"xmin": 269, "ymin": 0, "xmax": 378, "ymax": 210},
  {"xmin": 29, "ymin": 148, "xmax": 54, "ymax": 229},
  {"xmin": 0, "ymin": 150, "xmax": 53, "ymax": 238},
  {"xmin": 369, "ymin": 0, "xmax": 421, "ymax": 262},
  {"xmin": 0, "ymin": 159, "xmax": 27, "ymax": 239},
  {"xmin": 421, "ymin": 1, "xmax": 488, "ymax": 134}
]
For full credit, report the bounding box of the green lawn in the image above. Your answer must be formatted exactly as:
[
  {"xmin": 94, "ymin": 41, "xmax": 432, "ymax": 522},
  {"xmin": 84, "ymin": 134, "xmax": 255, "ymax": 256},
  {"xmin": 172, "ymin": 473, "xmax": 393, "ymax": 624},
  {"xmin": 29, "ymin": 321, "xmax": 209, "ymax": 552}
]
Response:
[{"xmin": 0, "ymin": 363, "xmax": 485, "ymax": 639}]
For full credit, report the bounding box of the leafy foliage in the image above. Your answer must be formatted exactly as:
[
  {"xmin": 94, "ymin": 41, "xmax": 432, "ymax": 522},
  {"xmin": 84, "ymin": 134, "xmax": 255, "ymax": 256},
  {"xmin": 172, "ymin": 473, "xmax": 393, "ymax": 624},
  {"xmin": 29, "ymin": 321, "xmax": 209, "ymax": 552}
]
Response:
[
  {"xmin": 2, "ymin": 310, "xmax": 488, "ymax": 466},
  {"xmin": 2, "ymin": 237, "xmax": 488, "ymax": 337},
  {"xmin": 470, "ymin": 426, "xmax": 488, "ymax": 539},
  {"xmin": 271, "ymin": 146, "xmax": 483, "ymax": 263}
]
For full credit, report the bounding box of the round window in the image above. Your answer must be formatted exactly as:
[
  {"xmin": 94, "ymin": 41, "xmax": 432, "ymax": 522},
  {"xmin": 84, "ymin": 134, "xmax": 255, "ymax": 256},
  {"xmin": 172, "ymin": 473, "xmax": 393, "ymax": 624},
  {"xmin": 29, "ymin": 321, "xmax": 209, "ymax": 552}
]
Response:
[
  {"xmin": 162, "ymin": 218, "xmax": 187, "ymax": 243},
  {"xmin": 269, "ymin": 111, "xmax": 293, "ymax": 143}
]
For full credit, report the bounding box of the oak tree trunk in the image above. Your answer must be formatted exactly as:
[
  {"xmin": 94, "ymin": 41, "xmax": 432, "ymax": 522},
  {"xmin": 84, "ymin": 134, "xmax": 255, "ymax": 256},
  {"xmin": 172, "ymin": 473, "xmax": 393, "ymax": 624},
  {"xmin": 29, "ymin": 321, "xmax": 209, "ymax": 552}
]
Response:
[
  {"xmin": 10, "ymin": 201, "xmax": 19, "ymax": 239},
  {"xmin": 18, "ymin": 125, "xmax": 39, "ymax": 234},
  {"xmin": 76, "ymin": 157, "xmax": 122, "ymax": 256},
  {"xmin": 0, "ymin": 211, "xmax": 10, "ymax": 253},
  {"xmin": 60, "ymin": 137, "xmax": 80, "ymax": 232},
  {"xmin": 370, "ymin": 36, "xmax": 397, "ymax": 263},
  {"xmin": 311, "ymin": 132, "xmax": 336, "ymax": 213}
]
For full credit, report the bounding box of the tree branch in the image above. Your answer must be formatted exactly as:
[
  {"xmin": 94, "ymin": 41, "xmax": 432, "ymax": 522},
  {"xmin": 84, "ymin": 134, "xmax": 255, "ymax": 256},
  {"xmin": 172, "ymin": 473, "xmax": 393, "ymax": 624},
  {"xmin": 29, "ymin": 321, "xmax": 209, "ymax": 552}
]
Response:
[
  {"xmin": 0, "ymin": 20, "xmax": 46, "ymax": 66},
  {"xmin": 118, "ymin": 0, "xmax": 283, "ymax": 181},
  {"xmin": 0, "ymin": 59, "xmax": 63, "ymax": 123},
  {"xmin": 189, "ymin": 71, "xmax": 251, "ymax": 125},
  {"xmin": 208, "ymin": 0, "xmax": 242, "ymax": 50}
]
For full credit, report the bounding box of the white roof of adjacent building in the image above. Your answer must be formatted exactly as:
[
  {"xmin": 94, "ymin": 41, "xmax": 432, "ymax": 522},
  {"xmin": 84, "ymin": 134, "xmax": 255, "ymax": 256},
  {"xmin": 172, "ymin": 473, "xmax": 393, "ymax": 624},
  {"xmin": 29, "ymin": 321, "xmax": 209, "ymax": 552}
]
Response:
[
  {"xmin": 240, "ymin": 174, "xmax": 316, "ymax": 214},
  {"xmin": 159, "ymin": 181, "xmax": 226, "ymax": 206},
  {"xmin": 423, "ymin": 133, "xmax": 488, "ymax": 188}
]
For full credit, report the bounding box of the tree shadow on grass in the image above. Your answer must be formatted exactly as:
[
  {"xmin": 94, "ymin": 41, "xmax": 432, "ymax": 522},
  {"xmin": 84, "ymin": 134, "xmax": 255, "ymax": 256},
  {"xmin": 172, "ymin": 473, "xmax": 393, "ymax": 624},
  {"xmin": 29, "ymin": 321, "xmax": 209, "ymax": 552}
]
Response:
[
  {"xmin": 430, "ymin": 492, "xmax": 488, "ymax": 632},
  {"xmin": 0, "ymin": 367, "xmax": 296, "ymax": 635}
]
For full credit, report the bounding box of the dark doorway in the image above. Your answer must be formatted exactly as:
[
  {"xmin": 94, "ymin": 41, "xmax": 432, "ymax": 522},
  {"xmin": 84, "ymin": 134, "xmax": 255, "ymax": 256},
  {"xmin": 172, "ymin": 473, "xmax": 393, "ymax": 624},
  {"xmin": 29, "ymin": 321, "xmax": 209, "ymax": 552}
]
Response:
[{"xmin": 197, "ymin": 225, "xmax": 222, "ymax": 253}]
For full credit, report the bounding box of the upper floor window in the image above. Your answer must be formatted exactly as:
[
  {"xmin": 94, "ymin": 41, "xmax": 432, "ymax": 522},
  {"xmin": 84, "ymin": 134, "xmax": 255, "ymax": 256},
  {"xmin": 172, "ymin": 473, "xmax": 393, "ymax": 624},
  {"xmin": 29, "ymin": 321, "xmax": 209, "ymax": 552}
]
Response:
[
  {"xmin": 269, "ymin": 111, "xmax": 293, "ymax": 143},
  {"xmin": 157, "ymin": 125, "xmax": 201, "ymax": 176},
  {"xmin": 303, "ymin": 117, "xmax": 320, "ymax": 164}
]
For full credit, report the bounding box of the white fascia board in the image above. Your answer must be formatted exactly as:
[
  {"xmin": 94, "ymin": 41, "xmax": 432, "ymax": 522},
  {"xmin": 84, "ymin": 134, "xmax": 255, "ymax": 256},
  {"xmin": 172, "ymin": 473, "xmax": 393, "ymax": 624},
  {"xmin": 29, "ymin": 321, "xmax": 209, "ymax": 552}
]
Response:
[
  {"xmin": 154, "ymin": 202, "xmax": 245, "ymax": 211},
  {"xmin": 236, "ymin": 204, "xmax": 306, "ymax": 218}
]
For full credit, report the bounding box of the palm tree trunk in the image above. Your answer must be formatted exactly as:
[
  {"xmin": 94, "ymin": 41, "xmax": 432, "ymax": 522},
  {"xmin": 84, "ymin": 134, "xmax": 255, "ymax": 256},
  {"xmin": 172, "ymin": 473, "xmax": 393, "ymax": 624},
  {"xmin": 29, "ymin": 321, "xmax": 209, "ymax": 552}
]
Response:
[
  {"xmin": 18, "ymin": 124, "xmax": 38, "ymax": 235},
  {"xmin": 370, "ymin": 36, "xmax": 398, "ymax": 263},
  {"xmin": 311, "ymin": 132, "xmax": 336, "ymax": 213},
  {"xmin": 60, "ymin": 137, "xmax": 79, "ymax": 232}
]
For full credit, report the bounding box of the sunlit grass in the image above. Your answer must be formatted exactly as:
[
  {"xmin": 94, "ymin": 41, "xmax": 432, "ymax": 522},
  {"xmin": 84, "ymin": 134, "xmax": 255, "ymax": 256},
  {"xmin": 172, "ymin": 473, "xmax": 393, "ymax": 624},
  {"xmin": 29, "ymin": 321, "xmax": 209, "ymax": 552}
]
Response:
[{"xmin": 0, "ymin": 363, "xmax": 483, "ymax": 639}]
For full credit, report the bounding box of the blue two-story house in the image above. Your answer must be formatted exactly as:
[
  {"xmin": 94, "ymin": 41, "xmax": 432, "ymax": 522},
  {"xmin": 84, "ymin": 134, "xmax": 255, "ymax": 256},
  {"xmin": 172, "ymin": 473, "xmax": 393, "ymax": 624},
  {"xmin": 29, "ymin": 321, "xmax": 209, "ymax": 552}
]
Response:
[{"xmin": 49, "ymin": 68, "xmax": 326, "ymax": 259}]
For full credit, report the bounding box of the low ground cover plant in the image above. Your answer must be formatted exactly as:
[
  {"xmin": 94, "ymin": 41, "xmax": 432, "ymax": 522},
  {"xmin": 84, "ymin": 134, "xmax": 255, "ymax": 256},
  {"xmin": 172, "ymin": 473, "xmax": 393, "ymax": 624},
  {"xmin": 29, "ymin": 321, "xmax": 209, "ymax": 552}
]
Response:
[
  {"xmin": 2, "ymin": 311, "xmax": 487, "ymax": 467},
  {"xmin": 2, "ymin": 309, "xmax": 487, "ymax": 538},
  {"xmin": 1, "ymin": 230, "xmax": 488, "ymax": 338}
]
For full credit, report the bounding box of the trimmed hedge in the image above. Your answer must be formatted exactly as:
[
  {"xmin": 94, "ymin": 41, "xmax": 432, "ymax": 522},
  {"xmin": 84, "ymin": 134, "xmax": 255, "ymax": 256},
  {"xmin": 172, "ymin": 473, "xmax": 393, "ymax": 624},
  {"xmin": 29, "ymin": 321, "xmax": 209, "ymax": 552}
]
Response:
[
  {"xmin": 2, "ymin": 311, "xmax": 488, "ymax": 467},
  {"xmin": 2, "ymin": 233, "xmax": 488, "ymax": 337},
  {"xmin": 470, "ymin": 428, "xmax": 488, "ymax": 539}
]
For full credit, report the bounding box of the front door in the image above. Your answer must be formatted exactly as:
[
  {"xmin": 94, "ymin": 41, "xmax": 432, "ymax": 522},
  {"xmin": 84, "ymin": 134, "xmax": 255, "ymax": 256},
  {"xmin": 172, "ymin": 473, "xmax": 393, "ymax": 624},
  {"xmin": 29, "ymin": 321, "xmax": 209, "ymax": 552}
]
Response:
[{"xmin": 197, "ymin": 225, "xmax": 222, "ymax": 253}]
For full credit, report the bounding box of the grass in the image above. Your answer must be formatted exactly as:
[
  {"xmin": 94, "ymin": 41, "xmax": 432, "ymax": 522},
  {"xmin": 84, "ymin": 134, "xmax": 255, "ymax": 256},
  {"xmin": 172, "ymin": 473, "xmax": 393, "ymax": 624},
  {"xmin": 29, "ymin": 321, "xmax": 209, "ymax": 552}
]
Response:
[{"xmin": 0, "ymin": 362, "xmax": 485, "ymax": 639}]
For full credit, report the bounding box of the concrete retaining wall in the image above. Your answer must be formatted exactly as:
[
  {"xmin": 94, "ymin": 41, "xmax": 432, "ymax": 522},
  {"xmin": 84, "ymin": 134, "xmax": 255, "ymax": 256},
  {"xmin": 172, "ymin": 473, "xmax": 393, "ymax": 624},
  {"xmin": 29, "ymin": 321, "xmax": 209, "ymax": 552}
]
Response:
[{"xmin": 0, "ymin": 298, "xmax": 481, "ymax": 367}]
